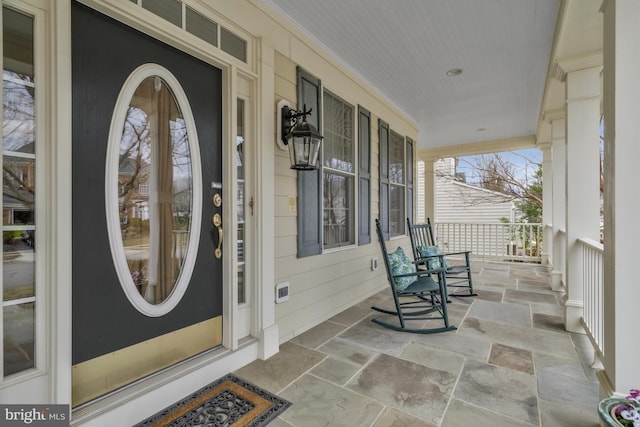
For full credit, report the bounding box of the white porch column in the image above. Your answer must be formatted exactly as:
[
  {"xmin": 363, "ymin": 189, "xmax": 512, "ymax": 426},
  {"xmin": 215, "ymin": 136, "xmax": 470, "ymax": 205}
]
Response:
[
  {"xmin": 561, "ymin": 54, "xmax": 602, "ymax": 333},
  {"xmin": 255, "ymin": 38, "xmax": 279, "ymax": 359},
  {"xmin": 600, "ymin": 0, "xmax": 640, "ymax": 396},
  {"xmin": 422, "ymin": 157, "xmax": 436, "ymax": 222},
  {"xmin": 539, "ymin": 142, "xmax": 552, "ymax": 266},
  {"xmin": 549, "ymin": 114, "xmax": 566, "ymax": 292}
]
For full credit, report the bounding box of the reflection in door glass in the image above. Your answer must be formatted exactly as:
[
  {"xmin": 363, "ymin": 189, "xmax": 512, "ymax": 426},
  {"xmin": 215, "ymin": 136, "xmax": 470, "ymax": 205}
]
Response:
[
  {"xmin": 3, "ymin": 6, "xmax": 36, "ymax": 377},
  {"xmin": 118, "ymin": 76, "xmax": 193, "ymax": 305}
]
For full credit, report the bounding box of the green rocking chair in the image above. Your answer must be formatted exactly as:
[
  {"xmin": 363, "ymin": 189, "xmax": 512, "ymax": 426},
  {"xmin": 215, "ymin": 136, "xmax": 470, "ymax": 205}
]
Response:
[
  {"xmin": 407, "ymin": 217, "xmax": 477, "ymax": 298},
  {"xmin": 371, "ymin": 219, "xmax": 456, "ymax": 334}
]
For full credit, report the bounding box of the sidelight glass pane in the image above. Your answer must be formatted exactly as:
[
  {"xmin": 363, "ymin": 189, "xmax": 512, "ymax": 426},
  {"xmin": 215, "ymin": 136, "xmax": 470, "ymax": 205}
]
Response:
[
  {"xmin": 3, "ymin": 76, "xmax": 35, "ymax": 154},
  {"xmin": 3, "ymin": 156, "xmax": 35, "ymax": 226},
  {"xmin": 118, "ymin": 76, "xmax": 193, "ymax": 305},
  {"xmin": 236, "ymin": 99, "xmax": 246, "ymax": 304},
  {"xmin": 3, "ymin": 6, "xmax": 36, "ymax": 377},
  {"xmin": 3, "ymin": 302, "xmax": 34, "ymax": 375},
  {"xmin": 2, "ymin": 161, "xmax": 36, "ymax": 303}
]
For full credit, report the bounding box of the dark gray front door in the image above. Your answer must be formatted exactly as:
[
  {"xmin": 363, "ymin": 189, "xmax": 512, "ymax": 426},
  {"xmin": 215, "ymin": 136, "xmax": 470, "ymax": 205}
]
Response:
[{"xmin": 71, "ymin": 1, "xmax": 223, "ymax": 406}]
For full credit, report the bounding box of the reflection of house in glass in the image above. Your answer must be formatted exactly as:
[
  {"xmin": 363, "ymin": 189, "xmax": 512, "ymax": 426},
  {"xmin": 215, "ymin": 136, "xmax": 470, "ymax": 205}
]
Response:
[
  {"xmin": 3, "ymin": 165, "xmax": 34, "ymax": 224},
  {"xmin": 4, "ymin": 70, "xmax": 36, "ymax": 248},
  {"xmin": 3, "ymin": 156, "xmax": 35, "ymax": 250},
  {"xmin": 118, "ymin": 156, "xmax": 150, "ymax": 226}
]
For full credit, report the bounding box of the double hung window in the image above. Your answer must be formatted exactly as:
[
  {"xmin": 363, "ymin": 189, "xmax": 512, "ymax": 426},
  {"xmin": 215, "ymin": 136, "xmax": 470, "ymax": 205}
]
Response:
[
  {"xmin": 295, "ymin": 66, "xmax": 413, "ymax": 254},
  {"xmin": 378, "ymin": 121, "xmax": 414, "ymax": 240},
  {"xmin": 297, "ymin": 67, "xmax": 368, "ymax": 256}
]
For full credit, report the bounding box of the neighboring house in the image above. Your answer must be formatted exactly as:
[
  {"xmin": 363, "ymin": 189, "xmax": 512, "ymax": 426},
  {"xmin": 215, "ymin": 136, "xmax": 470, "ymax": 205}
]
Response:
[
  {"xmin": 434, "ymin": 158, "xmax": 515, "ymax": 223},
  {"xmin": 430, "ymin": 158, "xmax": 523, "ymax": 258},
  {"xmin": 118, "ymin": 156, "xmax": 150, "ymax": 223}
]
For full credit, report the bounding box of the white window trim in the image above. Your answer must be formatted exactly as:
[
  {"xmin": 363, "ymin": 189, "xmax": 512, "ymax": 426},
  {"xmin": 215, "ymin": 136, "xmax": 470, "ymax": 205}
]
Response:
[{"xmin": 0, "ymin": 0, "xmax": 51, "ymax": 392}]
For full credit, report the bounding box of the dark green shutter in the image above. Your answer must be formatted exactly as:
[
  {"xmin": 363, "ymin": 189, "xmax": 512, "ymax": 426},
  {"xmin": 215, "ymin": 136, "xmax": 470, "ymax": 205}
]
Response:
[
  {"xmin": 358, "ymin": 106, "xmax": 371, "ymax": 245},
  {"xmin": 296, "ymin": 67, "xmax": 322, "ymax": 257},
  {"xmin": 406, "ymin": 137, "xmax": 414, "ymax": 226},
  {"xmin": 378, "ymin": 120, "xmax": 390, "ymax": 240}
]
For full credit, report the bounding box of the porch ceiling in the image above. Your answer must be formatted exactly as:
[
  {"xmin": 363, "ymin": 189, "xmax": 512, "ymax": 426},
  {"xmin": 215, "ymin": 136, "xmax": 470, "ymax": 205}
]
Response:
[{"xmin": 263, "ymin": 0, "xmax": 602, "ymax": 152}]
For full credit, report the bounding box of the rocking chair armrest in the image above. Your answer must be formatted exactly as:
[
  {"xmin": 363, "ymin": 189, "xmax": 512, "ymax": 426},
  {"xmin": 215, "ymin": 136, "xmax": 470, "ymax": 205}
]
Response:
[
  {"xmin": 442, "ymin": 250, "xmax": 471, "ymax": 257},
  {"xmin": 413, "ymin": 254, "xmax": 447, "ymax": 262}
]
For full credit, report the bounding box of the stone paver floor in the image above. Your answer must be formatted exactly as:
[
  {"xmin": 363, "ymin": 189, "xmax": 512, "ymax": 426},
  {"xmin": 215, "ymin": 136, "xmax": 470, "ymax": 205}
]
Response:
[{"xmin": 235, "ymin": 261, "xmax": 601, "ymax": 427}]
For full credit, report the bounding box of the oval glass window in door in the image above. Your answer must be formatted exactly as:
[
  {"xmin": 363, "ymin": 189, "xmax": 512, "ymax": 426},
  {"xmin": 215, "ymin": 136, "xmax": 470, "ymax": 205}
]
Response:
[{"xmin": 106, "ymin": 64, "xmax": 202, "ymax": 317}]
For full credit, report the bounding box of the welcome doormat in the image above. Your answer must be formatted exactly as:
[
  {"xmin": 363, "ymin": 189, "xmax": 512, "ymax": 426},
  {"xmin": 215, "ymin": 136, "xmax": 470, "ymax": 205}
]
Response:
[{"xmin": 134, "ymin": 374, "xmax": 291, "ymax": 427}]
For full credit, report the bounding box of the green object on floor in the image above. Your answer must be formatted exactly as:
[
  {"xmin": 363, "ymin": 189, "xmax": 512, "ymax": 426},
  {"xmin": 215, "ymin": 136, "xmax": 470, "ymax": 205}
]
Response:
[{"xmin": 599, "ymin": 397, "xmax": 640, "ymax": 426}]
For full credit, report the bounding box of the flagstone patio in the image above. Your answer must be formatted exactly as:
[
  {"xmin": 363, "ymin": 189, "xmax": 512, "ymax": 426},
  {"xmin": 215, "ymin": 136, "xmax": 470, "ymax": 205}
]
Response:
[{"xmin": 235, "ymin": 261, "xmax": 601, "ymax": 427}]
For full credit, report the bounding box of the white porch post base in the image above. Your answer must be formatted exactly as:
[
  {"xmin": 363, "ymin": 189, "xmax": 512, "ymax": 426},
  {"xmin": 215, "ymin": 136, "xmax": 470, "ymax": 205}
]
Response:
[
  {"xmin": 564, "ymin": 299, "xmax": 585, "ymax": 333},
  {"xmin": 551, "ymin": 270, "xmax": 563, "ymax": 292},
  {"xmin": 590, "ymin": 351, "xmax": 604, "ymax": 370},
  {"xmin": 258, "ymin": 323, "xmax": 280, "ymax": 360},
  {"xmin": 540, "ymin": 253, "xmax": 549, "ymax": 266}
]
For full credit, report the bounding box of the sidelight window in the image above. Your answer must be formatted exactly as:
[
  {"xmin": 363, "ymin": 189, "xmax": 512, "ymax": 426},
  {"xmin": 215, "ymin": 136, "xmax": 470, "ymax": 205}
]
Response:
[
  {"xmin": 237, "ymin": 98, "xmax": 246, "ymax": 304},
  {"xmin": 2, "ymin": 6, "xmax": 36, "ymax": 378}
]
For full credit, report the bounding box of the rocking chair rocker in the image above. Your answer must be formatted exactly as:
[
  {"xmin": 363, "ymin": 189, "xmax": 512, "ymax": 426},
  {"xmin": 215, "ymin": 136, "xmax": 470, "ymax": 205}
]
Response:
[
  {"xmin": 371, "ymin": 219, "xmax": 456, "ymax": 334},
  {"xmin": 407, "ymin": 217, "xmax": 477, "ymax": 298}
]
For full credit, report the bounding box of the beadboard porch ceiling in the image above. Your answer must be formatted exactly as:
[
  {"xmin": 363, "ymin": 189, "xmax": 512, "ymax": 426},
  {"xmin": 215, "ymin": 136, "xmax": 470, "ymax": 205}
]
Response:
[{"xmin": 262, "ymin": 0, "xmax": 573, "ymax": 151}]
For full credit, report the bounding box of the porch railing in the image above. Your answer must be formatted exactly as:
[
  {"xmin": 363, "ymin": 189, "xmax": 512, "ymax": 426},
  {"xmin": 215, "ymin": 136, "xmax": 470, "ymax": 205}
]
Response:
[
  {"xmin": 577, "ymin": 237, "xmax": 605, "ymax": 359},
  {"xmin": 433, "ymin": 221, "xmax": 604, "ymax": 360},
  {"xmin": 434, "ymin": 222, "xmax": 543, "ymax": 263}
]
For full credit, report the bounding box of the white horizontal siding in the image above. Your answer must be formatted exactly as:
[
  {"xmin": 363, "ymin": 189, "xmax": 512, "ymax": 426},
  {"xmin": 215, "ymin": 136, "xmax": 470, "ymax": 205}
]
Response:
[{"xmin": 435, "ymin": 177, "xmax": 514, "ymax": 223}]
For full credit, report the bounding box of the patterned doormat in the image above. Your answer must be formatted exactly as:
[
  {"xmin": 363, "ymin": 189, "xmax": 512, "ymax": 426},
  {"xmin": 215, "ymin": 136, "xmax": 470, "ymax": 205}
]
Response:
[{"xmin": 134, "ymin": 374, "xmax": 291, "ymax": 427}]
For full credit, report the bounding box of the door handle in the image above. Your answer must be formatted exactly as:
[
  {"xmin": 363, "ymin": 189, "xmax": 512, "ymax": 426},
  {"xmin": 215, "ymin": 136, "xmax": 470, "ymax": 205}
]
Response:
[{"xmin": 213, "ymin": 213, "xmax": 222, "ymax": 259}]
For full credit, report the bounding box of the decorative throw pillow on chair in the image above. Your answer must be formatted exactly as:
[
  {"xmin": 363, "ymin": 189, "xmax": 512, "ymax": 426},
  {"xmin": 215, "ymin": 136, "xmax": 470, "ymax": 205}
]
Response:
[
  {"xmin": 387, "ymin": 247, "xmax": 414, "ymax": 291},
  {"xmin": 416, "ymin": 245, "xmax": 451, "ymax": 270}
]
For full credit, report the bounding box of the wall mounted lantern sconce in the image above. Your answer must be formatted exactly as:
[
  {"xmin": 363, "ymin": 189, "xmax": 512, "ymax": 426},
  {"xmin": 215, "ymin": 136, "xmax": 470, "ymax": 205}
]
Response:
[{"xmin": 277, "ymin": 99, "xmax": 323, "ymax": 170}]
